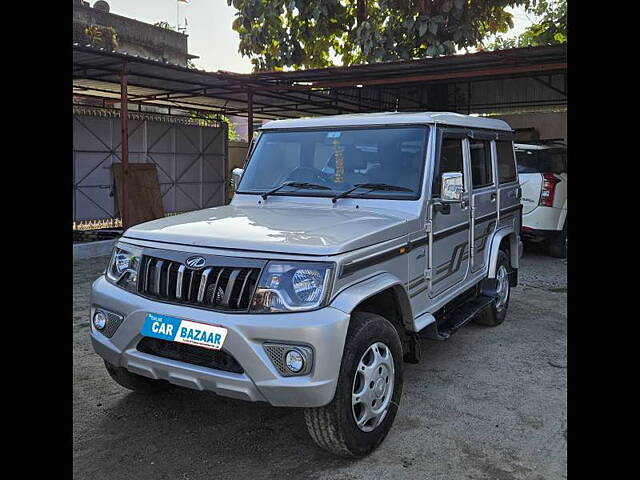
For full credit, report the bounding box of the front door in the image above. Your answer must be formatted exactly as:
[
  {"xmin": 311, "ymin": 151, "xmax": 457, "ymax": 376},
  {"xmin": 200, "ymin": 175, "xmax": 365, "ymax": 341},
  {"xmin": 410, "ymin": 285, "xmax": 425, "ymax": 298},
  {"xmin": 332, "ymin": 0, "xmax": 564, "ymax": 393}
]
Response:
[{"xmin": 429, "ymin": 133, "xmax": 471, "ymax": 297}]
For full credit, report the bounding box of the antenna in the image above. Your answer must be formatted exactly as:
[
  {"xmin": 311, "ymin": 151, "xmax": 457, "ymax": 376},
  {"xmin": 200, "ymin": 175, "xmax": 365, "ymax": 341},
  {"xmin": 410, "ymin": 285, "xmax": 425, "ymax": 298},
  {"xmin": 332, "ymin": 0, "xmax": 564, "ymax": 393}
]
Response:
[{"xmin": 176, "ymin": 0, "xmax": 188, "ymax": 34}]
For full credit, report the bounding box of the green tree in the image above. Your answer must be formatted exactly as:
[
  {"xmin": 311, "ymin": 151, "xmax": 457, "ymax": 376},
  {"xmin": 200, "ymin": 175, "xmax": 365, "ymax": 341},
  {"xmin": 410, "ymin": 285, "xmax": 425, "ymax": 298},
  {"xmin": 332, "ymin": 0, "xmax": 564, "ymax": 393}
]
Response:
[
  {"xmin": 226, "ymin": 0, "xmax": 540, "ymax": 71},
  {"xmin": 486, "ymin": 0, "xmax": 566, "ymax": 50}
]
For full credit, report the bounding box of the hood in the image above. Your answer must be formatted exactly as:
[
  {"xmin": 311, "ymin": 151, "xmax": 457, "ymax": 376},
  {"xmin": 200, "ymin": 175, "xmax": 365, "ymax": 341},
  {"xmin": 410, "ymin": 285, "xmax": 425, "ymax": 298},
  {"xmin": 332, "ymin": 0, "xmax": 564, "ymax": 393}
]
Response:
[{"xmin": 123, "ymin": 204, "xmax": 412, "ymax": 256}]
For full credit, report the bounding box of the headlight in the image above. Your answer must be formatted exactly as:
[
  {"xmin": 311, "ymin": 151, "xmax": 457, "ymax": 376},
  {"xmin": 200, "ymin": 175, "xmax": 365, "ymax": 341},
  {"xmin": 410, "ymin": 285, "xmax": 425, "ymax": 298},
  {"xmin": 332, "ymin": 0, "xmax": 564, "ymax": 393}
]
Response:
[
  {"xmin": 251, "ymin": 262, "xmax": 334, "ymax": 313},
  {"xmin": 105, "ymin": 243, "xmax": 143, "ymax": 293}
]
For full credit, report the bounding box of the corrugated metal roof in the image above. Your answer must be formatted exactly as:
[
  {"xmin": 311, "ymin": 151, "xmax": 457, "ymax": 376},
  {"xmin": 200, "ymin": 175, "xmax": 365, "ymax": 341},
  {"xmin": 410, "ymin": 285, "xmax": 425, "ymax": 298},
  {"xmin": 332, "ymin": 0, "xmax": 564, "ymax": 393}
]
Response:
[{"xmin": 73, "ymin": 43, "xmax": 566, "ymax": 119}]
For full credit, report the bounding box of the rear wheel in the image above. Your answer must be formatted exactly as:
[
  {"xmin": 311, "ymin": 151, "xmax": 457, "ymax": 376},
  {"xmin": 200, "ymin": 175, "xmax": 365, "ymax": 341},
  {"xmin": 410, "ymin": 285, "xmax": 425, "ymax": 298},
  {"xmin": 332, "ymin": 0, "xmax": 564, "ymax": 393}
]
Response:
[
  {"xmin": 304, "ymin": 311, "xmax": 403, "ymax": 457},
  {"xmin": 474, "ymin": 250, "xmax": 511, "ymax": 326},
  {"xmin": 104, "ymin": 360, "xmax": 170, "ymax": 394}
]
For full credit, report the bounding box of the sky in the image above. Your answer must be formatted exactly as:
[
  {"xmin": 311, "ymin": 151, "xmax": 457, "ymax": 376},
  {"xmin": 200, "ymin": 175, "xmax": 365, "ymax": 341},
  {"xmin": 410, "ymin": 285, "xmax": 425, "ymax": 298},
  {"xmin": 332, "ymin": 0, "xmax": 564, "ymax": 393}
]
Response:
[{"xmin": 104, "ymin": 0, "xmax": 538, "ymax": 74}]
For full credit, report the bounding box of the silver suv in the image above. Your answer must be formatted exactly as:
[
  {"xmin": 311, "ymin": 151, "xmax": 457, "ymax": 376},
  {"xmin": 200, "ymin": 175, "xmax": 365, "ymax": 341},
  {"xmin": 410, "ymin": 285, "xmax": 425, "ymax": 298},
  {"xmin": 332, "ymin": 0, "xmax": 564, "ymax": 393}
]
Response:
[{"xmin": 90, "ymin": 112, "xmax": 522, "ymax": 457}]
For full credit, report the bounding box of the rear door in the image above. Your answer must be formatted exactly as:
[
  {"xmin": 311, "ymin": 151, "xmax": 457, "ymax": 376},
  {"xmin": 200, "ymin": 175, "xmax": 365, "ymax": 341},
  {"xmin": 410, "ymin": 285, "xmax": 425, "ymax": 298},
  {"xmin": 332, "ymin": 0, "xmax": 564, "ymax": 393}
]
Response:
[
  {"xmin": 429, "ymin": 131, "xmax": 471, "ymax": 297},
  {"xmin": 468, "ymin": 135, "xmax": 497, "ymax": 273},
  {"xmin": 495, "ymin": 139, "xmax": 522, "ymax": 229}
]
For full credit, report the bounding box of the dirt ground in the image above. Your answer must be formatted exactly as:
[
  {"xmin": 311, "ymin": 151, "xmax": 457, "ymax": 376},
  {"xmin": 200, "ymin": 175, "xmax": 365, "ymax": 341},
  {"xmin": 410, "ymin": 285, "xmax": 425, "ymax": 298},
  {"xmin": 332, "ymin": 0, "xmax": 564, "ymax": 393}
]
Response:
[{"xmin": 73, "ymin": 245, "xmax": 566, "ymax": 480}]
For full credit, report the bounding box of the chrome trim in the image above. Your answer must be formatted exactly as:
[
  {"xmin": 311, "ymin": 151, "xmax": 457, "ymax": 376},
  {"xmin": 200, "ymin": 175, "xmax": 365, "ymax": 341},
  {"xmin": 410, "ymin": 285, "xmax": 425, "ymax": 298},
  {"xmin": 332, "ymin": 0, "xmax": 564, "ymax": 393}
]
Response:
[
  {"xmin": 154, "ymin": 260, "xmax": 164, "ymax": 295},
  {"xmin": 222, "ymin": 269, "xmax": 241, "ymax": 307},
  {"xmin": 211, "ymin": 268, "xmax": 225, "ymax": 305},
  {"xmin": 197, "ymin": 268, "xmax": 212, "ymax": 303},
  {"xmin": 176, "ymin": 265, "xmax": 185, "ymax": 299}
]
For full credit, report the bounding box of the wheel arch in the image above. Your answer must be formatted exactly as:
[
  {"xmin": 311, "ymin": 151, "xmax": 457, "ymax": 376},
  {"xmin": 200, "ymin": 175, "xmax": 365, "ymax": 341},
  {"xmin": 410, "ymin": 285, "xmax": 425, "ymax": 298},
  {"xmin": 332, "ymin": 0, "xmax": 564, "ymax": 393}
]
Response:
[
  {"xmin": 488, "ymin": 227, "xmax": 520, "ymax": 277},
  {"xmin": 330, "ymin": 273, "xmax": 414, "ymax": 334}
]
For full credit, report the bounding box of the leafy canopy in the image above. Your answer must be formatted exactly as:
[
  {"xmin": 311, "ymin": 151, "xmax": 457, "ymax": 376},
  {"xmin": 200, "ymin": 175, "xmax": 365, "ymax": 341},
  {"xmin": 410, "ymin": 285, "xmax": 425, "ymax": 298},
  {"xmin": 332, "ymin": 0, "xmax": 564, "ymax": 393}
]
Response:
[
  {"xmin": 486, "ymin": 0, "xmax": 566, "ymax": 50},
  {"xmin": 226, "ymin": 0, "xmax": 545, "ymax": 71}
]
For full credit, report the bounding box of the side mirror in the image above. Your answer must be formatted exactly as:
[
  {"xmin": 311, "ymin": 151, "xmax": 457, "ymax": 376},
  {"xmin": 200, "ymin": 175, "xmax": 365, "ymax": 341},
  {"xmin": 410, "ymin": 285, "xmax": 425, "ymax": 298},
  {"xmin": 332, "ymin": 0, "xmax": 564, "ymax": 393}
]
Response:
[
  {"xmin": 433, "ymin": 171, "xmax": 463, "ymax": 214},
  {"xmin": 231, "ymin": 168, "xmax": 244, "ymax": 192},
  {"xmin": 441, "ymin": 172, "xmax": 463, "ymax": 202}
]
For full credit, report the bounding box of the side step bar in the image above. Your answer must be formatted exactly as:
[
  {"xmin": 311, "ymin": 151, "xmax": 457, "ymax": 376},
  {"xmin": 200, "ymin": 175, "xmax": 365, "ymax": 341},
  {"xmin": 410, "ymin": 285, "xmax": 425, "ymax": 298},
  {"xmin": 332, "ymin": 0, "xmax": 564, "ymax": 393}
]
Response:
[{"xmin": 420, "ymin": 295, "xmax": 496, "ymax": 341}]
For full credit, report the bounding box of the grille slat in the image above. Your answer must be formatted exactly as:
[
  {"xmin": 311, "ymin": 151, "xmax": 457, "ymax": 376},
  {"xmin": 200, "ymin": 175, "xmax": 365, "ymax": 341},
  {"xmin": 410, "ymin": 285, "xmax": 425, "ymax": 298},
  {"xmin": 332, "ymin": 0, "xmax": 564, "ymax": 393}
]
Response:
[
  {"xmin": 176, "ymin": 265, "xmax": 185, "ymax": 299},
  {"xmin": 211, "ymin": 268, "xmax": 225, "ymax": 305},
  {"xmin": 197, "ymin": 268, "xmax": 212, "ymax": 303},
  {"xmin": 154, "ymin": 260, "xmax": 164, "ymax": 295},
  {"xmin": 221, "ymin": 269, "xmax": 241, "ymax": 307},
  {"xmin": 236, "ymin": 270, "xmax": 252, "ymax": 309},
  {"xmin": 139, "ymin": 255, "xmax": 260, "ymax": 312},
  {"xmin": 143, "ymin": 257, "xmax": 153, "ymax": 293},
  {"xmin": 164, "ymin": 262, "xmax": 174, "ymax": 297}
]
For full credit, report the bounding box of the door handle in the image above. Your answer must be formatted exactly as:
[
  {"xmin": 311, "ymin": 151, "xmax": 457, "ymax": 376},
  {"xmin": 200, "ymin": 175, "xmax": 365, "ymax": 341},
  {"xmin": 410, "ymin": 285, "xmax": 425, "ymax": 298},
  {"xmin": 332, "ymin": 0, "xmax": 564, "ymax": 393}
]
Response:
[
  {"xmin": 490, "ymin": 192, "xmax": 497, "ymax": 202},
  {"xmin": 461, "ymin": 199, "xmax": 469, "ymax": 209}
]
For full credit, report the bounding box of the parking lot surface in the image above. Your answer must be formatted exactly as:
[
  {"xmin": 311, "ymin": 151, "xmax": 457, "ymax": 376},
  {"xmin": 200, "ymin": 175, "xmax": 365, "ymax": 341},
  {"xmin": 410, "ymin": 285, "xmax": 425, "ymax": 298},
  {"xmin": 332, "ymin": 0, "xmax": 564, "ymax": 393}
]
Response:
[{"xmin": 73, "ymin": 247, "xmax": 566, "ymax": 480}]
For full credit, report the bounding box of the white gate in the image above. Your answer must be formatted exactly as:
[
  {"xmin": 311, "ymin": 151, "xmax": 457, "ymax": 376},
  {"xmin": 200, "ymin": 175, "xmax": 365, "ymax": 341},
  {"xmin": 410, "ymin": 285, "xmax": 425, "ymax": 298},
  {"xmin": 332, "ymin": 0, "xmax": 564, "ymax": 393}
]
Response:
[{"xmin": 73, "ymin": 107, "xmax": 228, "ymax": 223}]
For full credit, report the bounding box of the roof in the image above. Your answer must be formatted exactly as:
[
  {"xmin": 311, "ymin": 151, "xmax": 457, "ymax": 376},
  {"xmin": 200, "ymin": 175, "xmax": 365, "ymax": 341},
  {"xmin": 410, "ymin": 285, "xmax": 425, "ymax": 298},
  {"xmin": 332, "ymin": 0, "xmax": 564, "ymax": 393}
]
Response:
[
  {"xmin": 249, "ymin": 45, "xmax": 566, "ymax": 88},
  {"xmin": 261, "ymin": 111, "xmax": 513, "ymax": 131},
  {"xmin": 515, "ymin": 142, "xmax": 567, "ymax": 150}
]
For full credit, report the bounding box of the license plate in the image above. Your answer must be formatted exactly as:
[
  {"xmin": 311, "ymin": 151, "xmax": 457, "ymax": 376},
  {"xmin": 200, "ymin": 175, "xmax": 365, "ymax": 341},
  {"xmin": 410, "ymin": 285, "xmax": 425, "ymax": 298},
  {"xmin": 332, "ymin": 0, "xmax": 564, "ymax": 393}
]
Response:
[{"xmin": 141, "ymin": 313, "xmax": 228, "ymax": 350}]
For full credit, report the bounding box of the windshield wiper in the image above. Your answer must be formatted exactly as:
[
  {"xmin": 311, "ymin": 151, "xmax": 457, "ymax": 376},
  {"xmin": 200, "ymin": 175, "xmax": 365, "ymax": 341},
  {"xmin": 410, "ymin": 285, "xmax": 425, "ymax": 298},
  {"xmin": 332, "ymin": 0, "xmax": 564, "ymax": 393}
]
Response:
[
  {"xmin": 331, "ymin": 183, "xmax": 414, "ymax": 203},
  {"xmin": 261, "ymin": 181, "xmax": 331, "ymax": 200}
]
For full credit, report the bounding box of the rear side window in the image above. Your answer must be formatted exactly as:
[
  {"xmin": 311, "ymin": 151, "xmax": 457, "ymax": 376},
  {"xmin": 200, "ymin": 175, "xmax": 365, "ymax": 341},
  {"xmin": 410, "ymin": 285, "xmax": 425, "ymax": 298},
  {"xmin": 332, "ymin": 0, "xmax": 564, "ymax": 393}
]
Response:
[
  {"xmin": 496, "ymin": 141, "xmax": 517, "ymax": 183},
  {"xmin": 433, "ymin": 138, "xmax": 464, "ymax": 196},
  {"xmin": 469, "ymin": 139, "xmax": 493, "ymax": 188},
  {"xmin": 516, "ymin": 149, "xmax": 567, "ymax": 174}
]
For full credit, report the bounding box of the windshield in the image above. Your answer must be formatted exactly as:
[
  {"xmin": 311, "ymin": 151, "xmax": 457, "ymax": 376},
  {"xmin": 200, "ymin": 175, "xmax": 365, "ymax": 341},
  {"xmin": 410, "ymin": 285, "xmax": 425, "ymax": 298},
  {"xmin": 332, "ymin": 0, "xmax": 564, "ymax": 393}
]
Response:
[
  {"xmin": 516, "ymin": 148, "xmax": 567, "ymax": 174},
  {"xmin": 237, "ymin": 126, "xmax": 429, "ymax": 200}
]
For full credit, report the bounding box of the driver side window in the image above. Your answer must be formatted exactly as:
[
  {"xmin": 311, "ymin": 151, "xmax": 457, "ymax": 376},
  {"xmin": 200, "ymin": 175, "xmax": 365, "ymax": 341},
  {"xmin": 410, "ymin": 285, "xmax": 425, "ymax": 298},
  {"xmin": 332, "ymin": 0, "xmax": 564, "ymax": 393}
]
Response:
[{"xmin": 433, "ymin": 138, "xmax": 464, "ymax": 197}]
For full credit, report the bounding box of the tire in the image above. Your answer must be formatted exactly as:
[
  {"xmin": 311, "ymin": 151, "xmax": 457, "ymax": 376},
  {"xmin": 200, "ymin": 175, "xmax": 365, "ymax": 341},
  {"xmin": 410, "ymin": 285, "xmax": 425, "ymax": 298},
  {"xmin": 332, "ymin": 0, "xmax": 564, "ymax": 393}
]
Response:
[
  {"xmin": 304, "ymin": 311, "xmax": 404, "ymax": 458},
  {"xmin": 474, "ymin": 250, "xmax": 511, "ymax": 327},
  {"xmin": 104, "ymin": 360, "xmax": 170, "ymax": 394},
  {"xmin": 548, "ymin": 220, "xmax": 567, "ymax": 258}
]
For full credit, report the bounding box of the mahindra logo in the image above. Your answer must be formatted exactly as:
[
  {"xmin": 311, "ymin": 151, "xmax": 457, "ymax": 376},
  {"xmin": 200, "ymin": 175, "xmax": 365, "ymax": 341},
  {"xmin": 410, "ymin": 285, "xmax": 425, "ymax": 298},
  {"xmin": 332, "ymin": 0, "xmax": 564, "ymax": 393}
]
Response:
[{"xmin": 184, "ymin": 256, "xmax": 206, "ymax": 270}]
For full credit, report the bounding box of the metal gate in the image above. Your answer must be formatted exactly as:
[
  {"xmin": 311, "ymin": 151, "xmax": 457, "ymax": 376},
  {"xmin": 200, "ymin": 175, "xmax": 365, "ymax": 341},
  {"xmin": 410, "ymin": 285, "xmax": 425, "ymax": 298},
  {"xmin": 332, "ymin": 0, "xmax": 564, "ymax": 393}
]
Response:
[{"xmin": 73, "ymin": 106, "xmax": 228, "ymax": 223}]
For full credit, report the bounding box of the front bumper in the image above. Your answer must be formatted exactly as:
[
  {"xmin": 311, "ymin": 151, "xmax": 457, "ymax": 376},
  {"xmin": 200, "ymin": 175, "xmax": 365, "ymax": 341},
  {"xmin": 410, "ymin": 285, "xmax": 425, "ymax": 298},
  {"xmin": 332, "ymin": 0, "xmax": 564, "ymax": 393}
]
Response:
[{"xmin": 90, "ymin": 276, "xmax": 350, "ymax": 407}]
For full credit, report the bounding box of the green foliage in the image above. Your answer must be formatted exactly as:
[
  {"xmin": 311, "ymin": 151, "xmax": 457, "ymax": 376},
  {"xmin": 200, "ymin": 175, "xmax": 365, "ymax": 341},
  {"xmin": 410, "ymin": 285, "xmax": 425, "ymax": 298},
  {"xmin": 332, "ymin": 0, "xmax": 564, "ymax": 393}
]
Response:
[
  {"xmin": 189, "ymin": 112, "xmax": 238, "ymax": 141},
  {"xmin": 221, "ymin": 115, "xmax": 239, "ymax": 140},
  {"xmin": 486, "ymin": 0, "xmax": 566, "ymax": 50},
  {"xmin": 226, "ymin": 0, "xmax": 537, "ymax": 71}
]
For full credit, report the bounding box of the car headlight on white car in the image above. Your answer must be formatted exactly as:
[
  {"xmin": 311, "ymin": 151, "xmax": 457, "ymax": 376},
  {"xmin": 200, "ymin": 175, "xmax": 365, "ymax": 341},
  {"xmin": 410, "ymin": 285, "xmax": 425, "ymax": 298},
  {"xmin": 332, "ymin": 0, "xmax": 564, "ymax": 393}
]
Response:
[
  {"xmin": 251, "ymin": 262, "xmax": 334, "ymax": 313},
  {"xmin": 105, "ymin": 243, "xmax": 143, "ymax": 292}
]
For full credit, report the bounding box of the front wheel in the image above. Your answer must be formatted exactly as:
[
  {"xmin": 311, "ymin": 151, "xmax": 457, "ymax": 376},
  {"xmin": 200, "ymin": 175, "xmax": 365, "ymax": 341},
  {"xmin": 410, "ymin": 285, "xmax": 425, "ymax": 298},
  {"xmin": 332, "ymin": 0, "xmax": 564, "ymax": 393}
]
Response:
[{"xmin": 304, "ymin": 311, "xmax": 403, "ymax": 457}]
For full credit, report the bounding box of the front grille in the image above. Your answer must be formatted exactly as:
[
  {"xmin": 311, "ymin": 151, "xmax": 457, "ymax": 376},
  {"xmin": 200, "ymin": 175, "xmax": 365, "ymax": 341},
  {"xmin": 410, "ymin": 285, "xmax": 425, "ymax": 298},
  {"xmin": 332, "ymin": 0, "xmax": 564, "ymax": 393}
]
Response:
[
  {"xmin": 137, "ymin": 337, "xmax": 244, "ymax": 374},
  {"xmin": 138, "ymin": 255, "xmax": 261, "ymax": 312}
]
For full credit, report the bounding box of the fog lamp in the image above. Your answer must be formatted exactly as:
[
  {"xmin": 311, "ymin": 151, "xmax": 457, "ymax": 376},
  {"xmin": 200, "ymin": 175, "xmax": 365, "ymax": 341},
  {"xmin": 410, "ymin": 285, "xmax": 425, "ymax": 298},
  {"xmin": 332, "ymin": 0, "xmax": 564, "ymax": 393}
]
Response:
[
  {"xmin": 285, "ymin": 349, "xmax": 304, "ymax": 373},
  {"xmin": 93, "ymin": 310, "xmax": 108, "ymax": 330}
]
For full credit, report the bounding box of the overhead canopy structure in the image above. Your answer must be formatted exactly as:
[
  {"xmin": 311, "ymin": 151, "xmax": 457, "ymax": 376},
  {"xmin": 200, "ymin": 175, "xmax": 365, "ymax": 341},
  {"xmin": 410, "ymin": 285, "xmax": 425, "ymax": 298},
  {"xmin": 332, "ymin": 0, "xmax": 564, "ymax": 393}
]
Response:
[{"xmin": 74, "ymin": 43, "xmax": 566, "ymax": 124}]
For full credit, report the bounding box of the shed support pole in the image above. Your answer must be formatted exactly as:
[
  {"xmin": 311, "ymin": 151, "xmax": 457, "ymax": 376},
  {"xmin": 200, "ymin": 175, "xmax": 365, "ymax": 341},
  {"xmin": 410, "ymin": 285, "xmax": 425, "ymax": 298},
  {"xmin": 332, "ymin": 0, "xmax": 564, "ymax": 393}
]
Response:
[
  {"xmin": 247, "ymin": 89, "xmax": 253, "ymax": 141},
  {"xmin": 120, "ymin": 68, "xmax": 129, "ymax": 230}
]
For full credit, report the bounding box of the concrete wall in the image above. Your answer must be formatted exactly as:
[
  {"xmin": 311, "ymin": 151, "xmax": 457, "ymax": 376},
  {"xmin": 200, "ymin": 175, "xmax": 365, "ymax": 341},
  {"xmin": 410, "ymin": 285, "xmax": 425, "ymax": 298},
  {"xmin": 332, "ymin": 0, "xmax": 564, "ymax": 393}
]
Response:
[
  {"xmin": 73, "ymin": 2, "xmax": 190, "ymax": 66},
  {"xmin": 494, "ymin": 111, "xmax": 567, "ymax": 143}
]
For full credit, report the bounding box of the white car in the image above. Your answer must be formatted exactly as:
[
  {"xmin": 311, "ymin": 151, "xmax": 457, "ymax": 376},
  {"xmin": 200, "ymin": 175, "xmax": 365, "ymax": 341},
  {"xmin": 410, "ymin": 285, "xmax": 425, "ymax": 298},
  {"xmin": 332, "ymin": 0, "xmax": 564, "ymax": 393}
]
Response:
[{"xmin": 515, "ymin": 141, "xmax": 567, "ymax": 258}]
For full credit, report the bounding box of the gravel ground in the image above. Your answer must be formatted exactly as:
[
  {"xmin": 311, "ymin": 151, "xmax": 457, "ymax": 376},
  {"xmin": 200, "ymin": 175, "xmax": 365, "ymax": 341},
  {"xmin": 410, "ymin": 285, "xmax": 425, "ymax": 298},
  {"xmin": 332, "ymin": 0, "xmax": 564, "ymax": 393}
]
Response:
[{"xmin": 73, "ymin": 250, "xmax": 566, "ymax": 480}]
